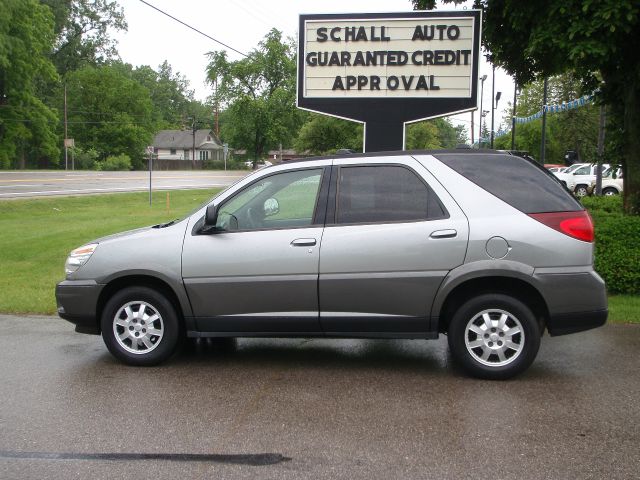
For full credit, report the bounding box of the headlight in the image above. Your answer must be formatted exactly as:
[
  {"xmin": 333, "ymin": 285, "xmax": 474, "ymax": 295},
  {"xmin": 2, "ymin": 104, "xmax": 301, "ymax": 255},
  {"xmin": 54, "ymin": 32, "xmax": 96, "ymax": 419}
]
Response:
[{"xmin": 65, "ymin": 243, "xmax": 98, "ymax": 275}]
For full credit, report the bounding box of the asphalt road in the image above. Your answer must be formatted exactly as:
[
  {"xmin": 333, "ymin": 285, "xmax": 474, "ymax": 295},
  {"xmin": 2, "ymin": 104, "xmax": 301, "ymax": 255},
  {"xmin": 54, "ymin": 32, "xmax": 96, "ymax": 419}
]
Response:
[
  {"xmin": 0, "ymin": 170, "xmax": 248, "ymax": 199},
  {"xmin": 0, "ymin": 315, "xmax": 638, "ymax": 480}
]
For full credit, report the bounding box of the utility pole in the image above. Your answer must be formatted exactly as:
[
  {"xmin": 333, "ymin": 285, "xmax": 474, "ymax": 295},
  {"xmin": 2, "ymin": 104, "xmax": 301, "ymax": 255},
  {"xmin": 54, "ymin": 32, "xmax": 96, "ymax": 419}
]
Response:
[
  {"xmin": 64, "ymin": 83, "xmax": 68, "ymax": 170},
  {"xmin": 490, "ymin": 65, "xmax": 496, "ymax": 148},
  {"xmin": 470, "ymin": 111, "xmax": 474, "ymax": 145},
  {"xmin": 511, "ymin": 83, "xmax": 518, "ymax": 151},
  {"xmin": 191, "ymin": 117, "xmax": 196, "ymax": 170},
  {"xmin": 540, "ymin": 77, "xmax": 548, "ymax": 164},
  {"xmin": 479, "ymin": 75, "xmax": 487, "ymax": 147},
  {"xmin": 595, "ymin": 105, "xmax": 607, "ymax": 195}
]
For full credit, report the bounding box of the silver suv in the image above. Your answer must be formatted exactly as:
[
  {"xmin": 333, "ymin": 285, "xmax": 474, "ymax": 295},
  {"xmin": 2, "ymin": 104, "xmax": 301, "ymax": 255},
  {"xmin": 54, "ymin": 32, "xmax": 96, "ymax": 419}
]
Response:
[{"xmin": 56, "ymin": 150, "xmax": 608, "ymax": 379}]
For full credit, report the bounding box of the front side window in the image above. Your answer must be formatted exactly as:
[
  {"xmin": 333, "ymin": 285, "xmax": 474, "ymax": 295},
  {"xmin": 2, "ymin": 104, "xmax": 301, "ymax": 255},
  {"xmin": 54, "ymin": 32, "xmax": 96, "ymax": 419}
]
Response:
[
  {"xmin": 573, "ymin": 166, "xmax": 591, "ymax": 175},
  {"xmin": 336, "ymin": 165, "xmax": 445, "ymax": 224},
  {"xmin": 216, "ymin": 169, "xmax": 322, "ymax": 231}
]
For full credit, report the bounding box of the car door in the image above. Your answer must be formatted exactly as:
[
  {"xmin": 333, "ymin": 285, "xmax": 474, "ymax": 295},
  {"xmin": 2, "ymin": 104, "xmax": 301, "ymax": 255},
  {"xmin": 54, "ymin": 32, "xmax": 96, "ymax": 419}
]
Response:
[
  {"xmin": 182, "ymin": 164, "xmax": 330, "ymax": 334},
  {"xmin": 318, "ymin": 156, "xmax": 468, "ymax": 336}
]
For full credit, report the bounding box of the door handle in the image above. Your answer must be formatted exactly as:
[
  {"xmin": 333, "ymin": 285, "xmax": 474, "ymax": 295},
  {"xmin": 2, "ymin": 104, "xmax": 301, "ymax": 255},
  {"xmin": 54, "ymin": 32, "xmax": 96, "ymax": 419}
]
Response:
[
  {"xmin": 291, "ymin": 238, "xmax": 317, "ymax": 247},
  {"xmin": 430, "ymin": 229, "xmax": 457, "ymax": 239}
]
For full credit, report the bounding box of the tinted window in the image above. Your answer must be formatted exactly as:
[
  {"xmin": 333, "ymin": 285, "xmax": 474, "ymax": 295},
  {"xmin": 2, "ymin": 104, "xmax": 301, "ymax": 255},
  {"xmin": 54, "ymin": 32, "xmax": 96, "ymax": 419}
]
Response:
[
  {"xmin": 336, "ymin": 165, "xmax": 447, "ymax": 224},
  {"xmin": 435, "ymin": 153, "xmax": 582, "ymax": 213}
]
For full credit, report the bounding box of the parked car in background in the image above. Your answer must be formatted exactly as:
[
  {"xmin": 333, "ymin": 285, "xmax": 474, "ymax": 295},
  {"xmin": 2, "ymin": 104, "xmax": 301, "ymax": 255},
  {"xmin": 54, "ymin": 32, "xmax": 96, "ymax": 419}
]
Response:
[
  {"xmin": 544, "ymin": 164, "xmax": 566, "ymax": 172},
  {"xmin": 244, "ymin": 160, "xmax": 273, "ymax": 170},
  {"xmin": 588, "ymin": 170, "xmax": 624, "ymax": 196},
  {"xmin": 56, "ymin": 150, "xmax": 607, "ymax": 380},
  {"xmin": 552, "ymin": 162, "xmax": 587, "ymax": 186},
  {"xmin": 555, "ymin": 163, "xmax": 611, "ymax": 196}
]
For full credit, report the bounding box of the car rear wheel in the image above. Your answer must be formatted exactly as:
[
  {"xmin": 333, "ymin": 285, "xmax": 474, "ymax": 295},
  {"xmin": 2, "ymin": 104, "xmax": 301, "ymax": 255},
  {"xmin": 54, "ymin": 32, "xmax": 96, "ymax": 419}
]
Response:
[
  {"xmin": 101, "ymin": 286, "xmax": 181, "ymax": 366},
  {"xmin": 574, "ymin": 185, "xmax": 589, "ymax": 197},
  {"xmin": 602, "ymin": 187, "xmax": 618, "ymax": 196},
  {"xmin": 448, "ymin": 294, "xmax": 541, "ymax": 380}
]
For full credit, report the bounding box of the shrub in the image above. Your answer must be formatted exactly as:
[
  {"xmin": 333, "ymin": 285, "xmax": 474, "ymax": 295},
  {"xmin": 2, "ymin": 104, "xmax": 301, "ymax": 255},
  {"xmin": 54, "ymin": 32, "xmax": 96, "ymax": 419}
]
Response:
[
  {"xmin": 203, "ymin": 158, "xmax": 249, "ymax": 170},
  {"xmin": 69, "ymin": 147, "xmax": 99, "ymax": 170},
  {"xmin": 96, "ymin": 154, "xmax": 132, "ymax": 171},
  {"xmin": 582, "ymin": 196, "xmax": 640, "ymax": 294}
]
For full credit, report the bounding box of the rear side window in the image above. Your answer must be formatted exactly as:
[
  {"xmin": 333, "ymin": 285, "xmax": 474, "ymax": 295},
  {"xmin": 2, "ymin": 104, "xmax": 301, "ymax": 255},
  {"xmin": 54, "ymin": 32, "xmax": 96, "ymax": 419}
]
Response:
[
  {"xmin": 336, "ymin": 165, "xmax": 448, "ymax": 224},
  {"xmin": 435, "ymin": 153, "xmax": 582, "ymax": 213}
]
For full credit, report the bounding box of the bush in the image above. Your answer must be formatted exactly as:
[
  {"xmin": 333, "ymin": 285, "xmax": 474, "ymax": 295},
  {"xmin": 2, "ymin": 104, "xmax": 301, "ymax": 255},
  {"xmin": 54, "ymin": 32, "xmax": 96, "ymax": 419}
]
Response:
[
  {"xmin": 69, "ymin": 147, "xmax": 98, "ymax": 170},
  {"xmin": 203, "ymin": 158, "xmax": 249, "ymax": 170},
  {"xmin": 96, "ymin": 154, "xmax": 132, "ymax": 171},
  {"xmin": 582, "ymin": 196, "xmax": 640, "ymax": 294}
]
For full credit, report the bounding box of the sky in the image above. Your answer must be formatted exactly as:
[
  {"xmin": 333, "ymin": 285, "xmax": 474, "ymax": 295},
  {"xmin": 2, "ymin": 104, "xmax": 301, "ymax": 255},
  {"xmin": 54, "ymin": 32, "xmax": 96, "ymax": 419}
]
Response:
[{"xmin": 113, "ymin": 0, "xmax": 516, "ymax": 143}]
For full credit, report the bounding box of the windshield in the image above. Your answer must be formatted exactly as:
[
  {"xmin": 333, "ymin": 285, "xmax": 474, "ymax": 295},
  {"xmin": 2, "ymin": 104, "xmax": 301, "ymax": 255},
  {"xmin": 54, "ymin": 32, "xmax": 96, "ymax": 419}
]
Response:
[{"xmin": 564, "ymin": 163, "xmax": 584, "ymax": 174}]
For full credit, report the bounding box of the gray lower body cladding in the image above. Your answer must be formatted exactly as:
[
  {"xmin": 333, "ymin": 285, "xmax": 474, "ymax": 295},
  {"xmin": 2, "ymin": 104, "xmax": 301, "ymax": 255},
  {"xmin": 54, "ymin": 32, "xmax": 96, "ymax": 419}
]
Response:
[{"xmin": 534, "ymin": 269, "xmax": 608, "ymax": 336}]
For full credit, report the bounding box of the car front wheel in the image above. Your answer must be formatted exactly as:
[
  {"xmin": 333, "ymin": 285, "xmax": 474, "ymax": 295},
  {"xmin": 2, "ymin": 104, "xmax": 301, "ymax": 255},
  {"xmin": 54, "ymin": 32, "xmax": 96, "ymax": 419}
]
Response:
[
  {"xmin": 448, "ymin": 294, "xmax": 541, "ymax": 380},
  {"xmin": 574, "ymin": 185, "xmax": 589, "ymax": 197},
  {"xmin": 101, "ymin": 286, "xmax": 181, "ymax": 366},
  {"xmin": 602, "ymin": 187, "xmax": 618, "ymax": 196}
]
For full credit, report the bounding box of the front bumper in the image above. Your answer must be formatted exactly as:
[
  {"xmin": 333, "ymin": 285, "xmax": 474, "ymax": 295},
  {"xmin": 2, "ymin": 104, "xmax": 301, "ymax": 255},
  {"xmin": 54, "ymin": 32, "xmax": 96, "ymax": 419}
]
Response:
[{"xmin": 55, "ymin": 279, "xmax": 103, "ymax": 334}]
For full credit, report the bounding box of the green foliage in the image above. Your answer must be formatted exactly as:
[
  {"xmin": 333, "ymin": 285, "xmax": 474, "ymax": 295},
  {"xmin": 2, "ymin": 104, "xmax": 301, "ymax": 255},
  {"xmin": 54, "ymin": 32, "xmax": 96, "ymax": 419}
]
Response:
[
  {"xmin": 96, "ymin": 153, "xmax": 131, "ymax": 171},
  {"xmin": 203, "ymin": 158, "xmax": 247, "ymax": 171},
  {"xmin": 42, "ymin": 0, "xmax": 127, "ymax": 74},
  {"xmin": 294, "ymin": 114, "xmax": 363, "ymax": 154},
  {"xmin": 494, "ymin": 73, "xmax": 601, "ymax": 163},
  {"xmin": 69, "ymin": 146, "xmax": 98, "ymax": 169},
  {"xmin": 583, "ymin": 196, "xmax": 640, "ymax": 294},
  {"xmin": 125, "ymin": 61, "xmax": 200, "ymax": 129},
  {"xmin": 0, "ymin": 0, "xmax": 60, "ymax": 169},
  {"xmin": 207, "ymin": 29, "xmax": 303, "ymax": 159},
  {"xmin": 65, "ymin": 65, "xmax": 156, "ymax": 168},
  {"xmin": 406, "ymin": 122, "xmax": 441, "ymax": 150},
  {"xmin": 473, "ymin": 0, "xmax": 640, "ymax": 213},
  {"xmin": 406, "ymin": 118, "xmax": 467, "ymax": 150}
]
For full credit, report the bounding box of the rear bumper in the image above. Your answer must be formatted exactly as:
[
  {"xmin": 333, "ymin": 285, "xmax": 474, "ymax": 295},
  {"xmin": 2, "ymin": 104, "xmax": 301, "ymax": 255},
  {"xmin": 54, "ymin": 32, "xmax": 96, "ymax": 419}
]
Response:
[
  {"xmin": 534, "ymin": 268, "xmax": 608, "ymax": 336},
  {"xmin": 55, "ymin": 280, "xmax": 103, "ymax": 335},
  {"xmin": 547, "ymin": 309, "xmax": 608, "ymax": 336}
]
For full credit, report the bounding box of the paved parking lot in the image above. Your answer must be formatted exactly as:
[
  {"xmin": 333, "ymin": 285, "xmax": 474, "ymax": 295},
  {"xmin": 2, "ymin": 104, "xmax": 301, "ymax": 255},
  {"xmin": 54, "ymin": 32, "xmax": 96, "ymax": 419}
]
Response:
[
  {"xmin": 0, "ymin": 314, "xmax": 638, "ymax": 479},
  {"xmin": 0, "ymin": 170, "xmax": 248, "ymax": 198}
]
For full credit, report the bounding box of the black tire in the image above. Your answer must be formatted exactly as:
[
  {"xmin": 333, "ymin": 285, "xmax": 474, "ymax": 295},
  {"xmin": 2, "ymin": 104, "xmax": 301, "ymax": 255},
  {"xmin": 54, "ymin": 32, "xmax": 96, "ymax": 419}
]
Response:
[
  {"xmin": 602, "ymin": 187, "xmax": 618, "ymax": 196},
  {"xmin": 101, "ymin": 286, "xmax": 181, "ymax": 366},
  {"xmin": 574, "ymin": 185, "xmax": 589, "ymax": 197},
  {"xmin": 447, "ymin": 294, "xmax": 541, "ymax": 380}
]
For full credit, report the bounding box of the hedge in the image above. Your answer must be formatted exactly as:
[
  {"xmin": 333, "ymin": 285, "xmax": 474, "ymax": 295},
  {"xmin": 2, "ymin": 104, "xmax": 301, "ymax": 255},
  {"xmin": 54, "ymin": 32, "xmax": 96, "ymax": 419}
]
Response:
[{"xmin": 582, "ymin": 196, "xmax": 640, "ymax": 294}]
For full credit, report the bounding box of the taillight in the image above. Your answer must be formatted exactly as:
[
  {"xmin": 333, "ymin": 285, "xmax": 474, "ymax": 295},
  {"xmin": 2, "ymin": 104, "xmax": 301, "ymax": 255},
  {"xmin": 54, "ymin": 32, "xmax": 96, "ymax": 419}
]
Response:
[{"xmin": 528, "ymin": 211, "xmax": 594, "ymax": 242}]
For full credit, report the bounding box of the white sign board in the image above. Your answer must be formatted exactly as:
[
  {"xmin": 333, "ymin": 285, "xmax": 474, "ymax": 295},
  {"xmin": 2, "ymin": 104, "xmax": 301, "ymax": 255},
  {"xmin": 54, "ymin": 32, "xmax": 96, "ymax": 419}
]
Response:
[{"xmin": 302, "ymin": 16, "xmax": 476, "ymax": 99}]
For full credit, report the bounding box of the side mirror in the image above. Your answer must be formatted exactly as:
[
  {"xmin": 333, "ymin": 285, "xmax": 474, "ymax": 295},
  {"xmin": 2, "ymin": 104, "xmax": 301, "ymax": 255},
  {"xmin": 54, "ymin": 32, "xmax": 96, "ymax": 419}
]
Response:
[
  {"xmin": 204, "ymin": 203, "xmax": 219, "ymax": 227},
  {"xmin": 264, "ymin": 198, "xmax": 280, "ymax": 217}
]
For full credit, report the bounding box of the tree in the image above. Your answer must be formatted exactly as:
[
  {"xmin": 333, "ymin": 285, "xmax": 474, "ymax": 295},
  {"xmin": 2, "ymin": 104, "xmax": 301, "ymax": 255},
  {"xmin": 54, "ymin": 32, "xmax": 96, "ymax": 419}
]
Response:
[
  {"xmin": 494, "ymin": 74, "xmax": 600, "ymax": 162},
  {"xmin": 406, "ymin": 122, "xmax": 441, "ymax": 150},
  {"xmin": 294, "ymin": 114, "xmax": 363, "ymax": 154},
  {"xmin": 65, "ymin": 65, "xmax": 156, "ymax": 168},
  {"xmin": 0, "ymin": 0, "xmax": 60, "ymax": 168},
  {"xmin": 472, "ymin": 0, "xmax": 639, "ymax": 213},
  {"xmin": 206, "ymin": 29, "xmax": 303, "ymax": 160},
  {"xmin": 42, "ymin": 0, "xmax": 127, "ymax": 74}
]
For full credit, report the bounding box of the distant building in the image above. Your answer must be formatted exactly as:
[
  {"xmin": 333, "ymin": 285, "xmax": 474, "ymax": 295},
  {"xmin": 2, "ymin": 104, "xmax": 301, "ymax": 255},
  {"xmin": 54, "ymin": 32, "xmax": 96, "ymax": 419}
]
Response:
[{"xmin": 152, "ymin": 129, "xmax": 223, "ymax": 162}]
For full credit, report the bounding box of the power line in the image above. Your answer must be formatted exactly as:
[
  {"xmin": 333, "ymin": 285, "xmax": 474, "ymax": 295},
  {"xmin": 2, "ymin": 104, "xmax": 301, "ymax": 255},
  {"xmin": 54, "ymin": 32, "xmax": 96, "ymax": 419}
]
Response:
[{"xmin": 138, "ymin": 0, "xmax": 248, "ymax": 57}]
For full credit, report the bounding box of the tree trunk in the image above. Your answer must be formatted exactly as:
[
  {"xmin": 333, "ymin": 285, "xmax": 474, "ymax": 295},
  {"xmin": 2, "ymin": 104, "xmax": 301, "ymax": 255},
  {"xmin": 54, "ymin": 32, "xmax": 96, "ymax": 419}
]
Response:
[{"xmin": 623, "ymin": 72, "xmax": 640, "ymax": 214}]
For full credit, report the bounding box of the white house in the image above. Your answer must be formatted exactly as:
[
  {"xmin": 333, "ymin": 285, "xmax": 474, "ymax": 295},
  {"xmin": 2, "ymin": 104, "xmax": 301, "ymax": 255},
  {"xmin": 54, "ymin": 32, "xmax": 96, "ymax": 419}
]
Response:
[{"xmin": 152, "ymin": 129, "xmax": 223, "ymax": 162}]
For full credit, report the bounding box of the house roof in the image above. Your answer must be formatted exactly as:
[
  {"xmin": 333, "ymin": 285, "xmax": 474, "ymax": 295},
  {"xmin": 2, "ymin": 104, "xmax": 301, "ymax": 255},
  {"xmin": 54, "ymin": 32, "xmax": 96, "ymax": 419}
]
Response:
[{"xmin": 153, "ymin": 129, "xmax": 222, "ymax": 149}]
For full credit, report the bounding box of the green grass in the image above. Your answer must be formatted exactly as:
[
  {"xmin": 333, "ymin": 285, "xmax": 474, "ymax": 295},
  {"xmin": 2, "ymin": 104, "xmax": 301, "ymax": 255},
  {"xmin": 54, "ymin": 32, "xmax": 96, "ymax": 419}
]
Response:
[
  {"xmin": 0, "ymin": 189, "xmax": 638, "ymax": 324},
  {"xmin": 608, "ymin": 296, "xmax": 640, "ymax": 324},
  {"xmin": 0, "ymin": 189, "xmax": 219, "ymax": 314}
]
